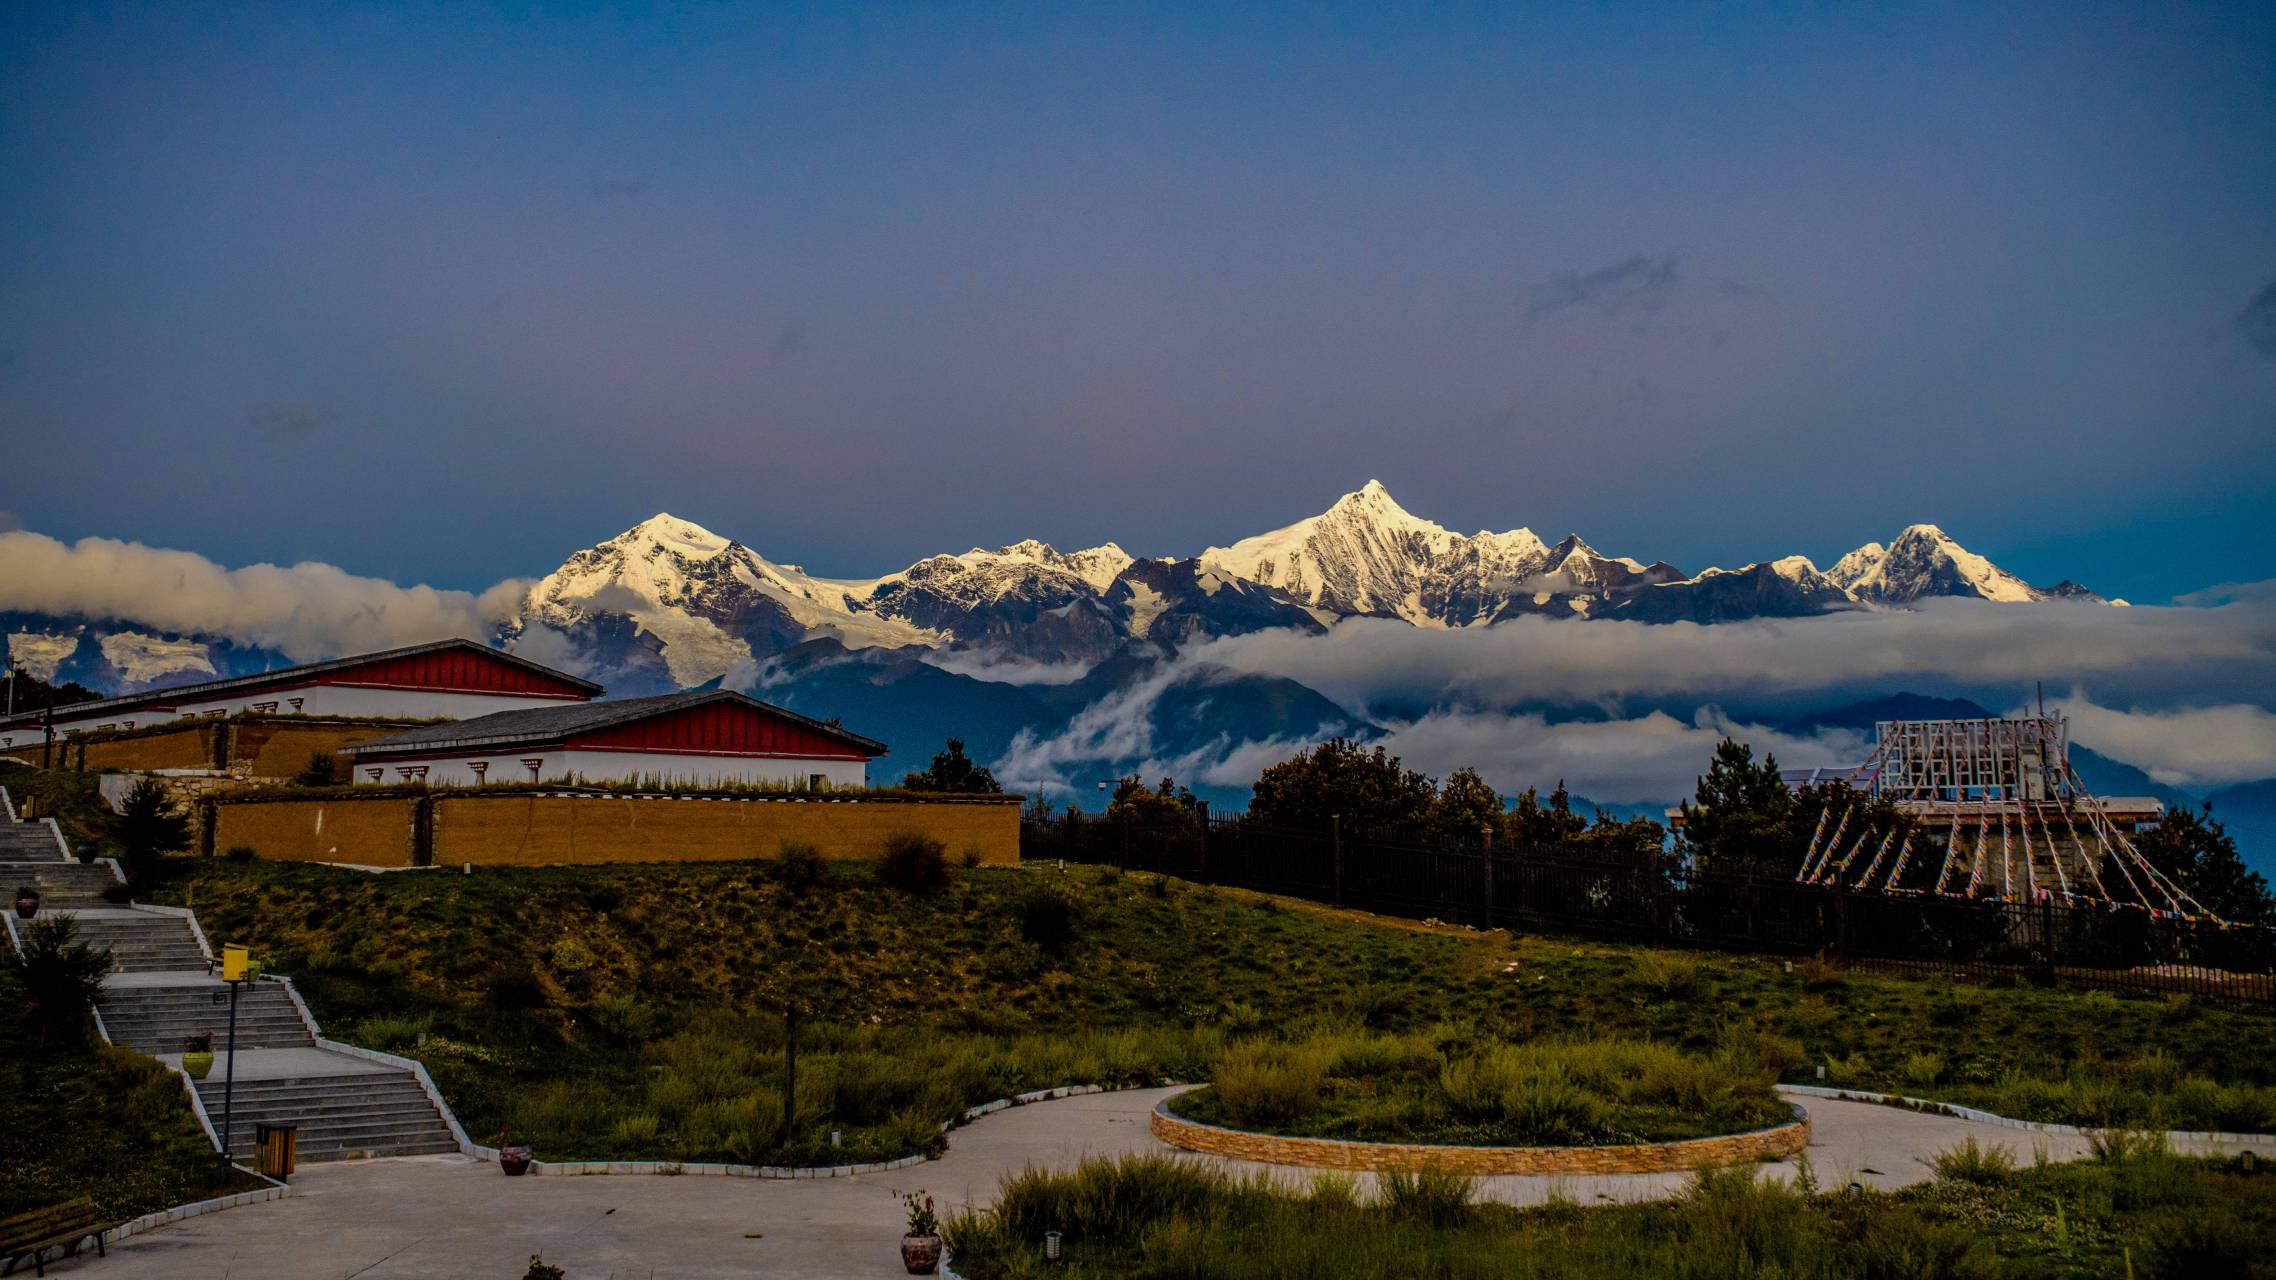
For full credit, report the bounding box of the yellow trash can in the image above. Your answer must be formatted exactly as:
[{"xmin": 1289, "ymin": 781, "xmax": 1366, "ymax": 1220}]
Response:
[{"xmin": 254, "ymin": 1123, "xmax": 297, "ymax": 1180}]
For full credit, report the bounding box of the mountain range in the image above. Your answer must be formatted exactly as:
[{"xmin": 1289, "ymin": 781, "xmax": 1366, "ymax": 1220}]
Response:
[
  {"xmin": 487, "ymin": 481, "xmax": 2116, "ymax": 693},
  {"xmin": 3, "ymin": 482, "xmax": 2116, "ymax": 697}
]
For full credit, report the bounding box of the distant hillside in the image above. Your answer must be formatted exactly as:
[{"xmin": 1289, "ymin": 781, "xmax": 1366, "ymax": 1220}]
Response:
[{"xmin": 2205, "ymin": 779, "xmax": 2276, "ymax": 880}]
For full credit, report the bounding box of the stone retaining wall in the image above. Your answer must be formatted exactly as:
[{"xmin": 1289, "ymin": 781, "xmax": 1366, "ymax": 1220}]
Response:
[{"xmin": 1149, "ymin": 1097, "xmax": 1810, "ymax": 1175}]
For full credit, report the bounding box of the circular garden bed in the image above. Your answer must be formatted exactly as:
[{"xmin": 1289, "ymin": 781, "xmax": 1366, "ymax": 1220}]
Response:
[{"xmin": 1154, "ymin": 1033, "xmax": 1809, "ymax": 1174}]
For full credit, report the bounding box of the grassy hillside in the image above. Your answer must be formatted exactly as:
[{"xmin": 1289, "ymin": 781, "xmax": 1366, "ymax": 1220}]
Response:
[{"xmin": 146, "ymin": 857, "xmax": 2276, "ymax": 1164}]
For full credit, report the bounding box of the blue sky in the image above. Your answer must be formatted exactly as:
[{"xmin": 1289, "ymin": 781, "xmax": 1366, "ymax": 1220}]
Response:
[{"xmin": 4, "ymin": 2, "xmax": 2273, "ymax": 600}]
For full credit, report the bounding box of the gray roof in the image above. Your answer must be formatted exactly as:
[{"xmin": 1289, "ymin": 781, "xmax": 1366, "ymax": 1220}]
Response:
[
  {"xmin": 0, "ymin": 637, "xmax": 602, "ymax": 730},
  {"xmin": 345, "ymin": 689, "xmax": 887, "ymax": 759}
]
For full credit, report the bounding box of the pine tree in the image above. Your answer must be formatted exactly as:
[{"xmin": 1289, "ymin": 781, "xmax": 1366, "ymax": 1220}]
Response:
[
  {"xmin": 1249, "ymin": 738, "xmax": 1434, "ymax": 834},
  {"xmin": 900, "ymin": 739, "xmax": 1001, "ymax": 793},
  {"xmin": 2135, "ymin": 804, "xmax": 2275, "ymax": 927},
  {"xmin": 1678, "ymin": 739, "xmax": 1797, "ymax": 878}
]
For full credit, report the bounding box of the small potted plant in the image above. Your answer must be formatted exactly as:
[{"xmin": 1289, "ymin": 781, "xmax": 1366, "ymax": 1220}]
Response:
[
  {"xmin": 12, "ymin": 885, "xmax": 38, "ymax": 920},
  {"xmin": 181, "ymin": 1030, "xmax": 215, "ymax": 1080},
  {"xmin": 899, "ymin": 1190, "xmax": 942, "ymax": 1274},
  {"xmin": 494, "ymin": 1126, "xmax": 534, "ymax": 1176}
]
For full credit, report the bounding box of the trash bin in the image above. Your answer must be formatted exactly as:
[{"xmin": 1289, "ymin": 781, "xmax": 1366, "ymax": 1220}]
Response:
[{"xmin": 254, "ymin": 1123, "xmax": 297, "ymax": 1180}]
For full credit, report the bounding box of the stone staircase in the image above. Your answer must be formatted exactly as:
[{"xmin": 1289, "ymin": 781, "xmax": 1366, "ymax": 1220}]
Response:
[
  {"xmin": 60, "ymin": 908, "xmax": 210, "ymax": 974},
  {"xmin": 1, "ymin": 783, "xmax": 466, "ymax": 1165},
  {"xmin": 5, "ymin": 861, "xmax": 119, "ymax": 907},
  {"xmin": 197, "ymin": 1067, "xmax": 462, "ymax": 1162},
  {"xmin": 100, "ymin": 979, "xmax": 315, "ymax": 1054}
]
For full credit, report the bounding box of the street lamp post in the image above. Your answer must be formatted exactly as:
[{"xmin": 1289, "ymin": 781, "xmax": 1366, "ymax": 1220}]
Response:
[{"xmin": 218, "ymin": 944, "xmax": 251, "ymax": 1165}]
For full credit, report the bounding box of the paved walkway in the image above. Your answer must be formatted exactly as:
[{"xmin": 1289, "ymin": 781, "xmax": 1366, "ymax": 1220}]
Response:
[{"xmin": 67, "ymin": 1087, "xmax": 2264, "ymax": 1279}]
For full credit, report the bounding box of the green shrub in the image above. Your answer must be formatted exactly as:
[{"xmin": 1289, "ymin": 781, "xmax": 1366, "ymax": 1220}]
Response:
[
  {"xmin": 1377, "ymin": 1165, "xmax": 1473, "ymax": 1228},
  {"xmin": 1017, "ymin": 885, "xmax": 1080, "ymax": 955},
  {"xmin": 18, "ymin": 917, "xmax": 112, "ymax": 1042},
  {"xmin": 1631, "ymin": 950, "xmax": 1700, "ymax": 1000},
  {"xmin": 877, "ymin": 831, "xmax": 951, "ymax": 895},
  {"xmin": 224, "ymin": 845, "xmax": 257, "ymax": 862},
  {"xmin": 775, "ymin": 840, "xmax": 827, "ymax": 892},
  {"xmin": 1212, "ymin": 1040, "xmax": 1329, "ymax": 1127},
  {"xmin": 1930, "ymin": 1137, "xmax": 2016, "ymax": 1185}
]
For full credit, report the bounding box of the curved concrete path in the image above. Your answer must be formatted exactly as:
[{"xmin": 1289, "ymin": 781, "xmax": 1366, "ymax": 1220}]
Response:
[{"xmin": 70, "ymin": 1087, "xmax": 2265, "ymax": 1279}]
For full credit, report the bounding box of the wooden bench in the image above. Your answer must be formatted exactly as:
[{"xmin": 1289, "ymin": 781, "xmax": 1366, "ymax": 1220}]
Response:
[{"xmin": 0, "ymin": 1197, "xmax": 121, "ymax": 1277}]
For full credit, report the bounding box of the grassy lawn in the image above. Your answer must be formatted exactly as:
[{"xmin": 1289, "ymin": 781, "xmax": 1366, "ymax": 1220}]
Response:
[
  {"xmin": 941, "ymin": 1145, "xmax": 2276, "ymax": 1279},
  {"xmin": 1171, "ymin": 1031, "xmax": 1792, "ymax": 1146},
  {"xmin": 0, "ymin": 965, "xmax": 260, "ymax": 1220},
  {"xmin": 140, "ymin": 856, "xmax": 2276, "ymax": 1165}
]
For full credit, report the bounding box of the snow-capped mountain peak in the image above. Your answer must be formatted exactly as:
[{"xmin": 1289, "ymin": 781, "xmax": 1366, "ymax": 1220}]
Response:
[
  {"xmin": 515, "ymin": 513, "xmax": 932, "ymax": 689},
  {"xmin": 1832, "ymin": 524, "xmax": 2038, "ymax": 604},
  {"xmin": 1201, "ymin": 480, "xmax": 1465, "ymax": 619}
]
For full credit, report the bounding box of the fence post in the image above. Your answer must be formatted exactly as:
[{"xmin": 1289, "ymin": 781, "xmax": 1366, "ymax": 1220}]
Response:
[
  {"xmin": 1481, "ymin": 828, "xmax": 1495, "ymax": 930},
  {"xmin": 1330, "ymin": 815, "xmax": 1343, "ymax": 907},
  {"xmin": 2039, "ymin": 896, "xmax": 2057, "ymax": 982},
  {"xmin": 1832, "ymin": 876, "xmax": 1848, "ymax": 957}
]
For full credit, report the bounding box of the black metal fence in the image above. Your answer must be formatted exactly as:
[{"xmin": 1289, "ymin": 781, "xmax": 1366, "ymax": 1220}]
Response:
[{"xmin": 1024, "ymin": 814, "xmax": 2276, "ymax": 1003}]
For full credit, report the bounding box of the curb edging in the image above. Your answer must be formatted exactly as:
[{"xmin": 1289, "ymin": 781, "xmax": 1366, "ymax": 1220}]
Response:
[
  {"xmin": 1774, "ymin": 1084, "xmax": 2276, "ymax": 1145},
  {"xmin": 480, "ymin": 1081, "xmax": 1153, "ymax": 1179}
]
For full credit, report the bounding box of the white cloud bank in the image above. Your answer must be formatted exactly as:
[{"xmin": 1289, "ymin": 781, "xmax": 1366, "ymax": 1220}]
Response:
[
  {"xmin": 1182, "ymin": 597, "xmax": 2276, "ymax": 709},
  {"xmin": 994, "ymin": 594, "xmax": 2276, "ymax": 801},
  {"xmin": 0, "ymin": 531, "xmax": 529, "ymax": 663},
  {"xmin": 2042, "ymin": 697, "xmax": 2276, "ymax": 788}
]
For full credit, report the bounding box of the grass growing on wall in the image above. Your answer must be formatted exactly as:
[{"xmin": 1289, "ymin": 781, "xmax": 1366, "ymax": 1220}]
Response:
[
  {"xmin": 139, "ymin": 857, "xmax": 2276, "ymax": 1165},
  {"xmin": 941, "ymin": 1145, "xmax": 2276, "ymax": 1279}
]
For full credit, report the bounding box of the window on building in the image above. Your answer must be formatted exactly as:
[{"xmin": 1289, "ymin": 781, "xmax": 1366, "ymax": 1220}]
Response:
[
  {"xmin": 522, "ymin": 758, "xmax": 544, "ymax": 782},
  {"xmin": 469, "ymin": 761, "xmax": 488, "ymax": 782},
  {"xmin": 250, "ymin": 702, "xmax": 278, "ymax": 714},
  {"xmin": 396, "ymin": 765, "xmax": 429, "ymax": 781},
  {"xmin": 365, "ymin": 768, "xmax": 384, "ymax": 782},
  {"xmin": 810, "ymin": 773, "xmax": 827, "ymax": 791},
  {"xmin": 287, "ymin": 698, "xmax": 305, "ymax": 711}
]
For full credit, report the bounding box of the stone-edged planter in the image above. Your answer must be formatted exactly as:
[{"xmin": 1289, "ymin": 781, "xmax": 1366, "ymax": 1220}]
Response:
[{"xmin": 1150, "ymin": 1095, "xmax": 1811, "ymax": 1175}]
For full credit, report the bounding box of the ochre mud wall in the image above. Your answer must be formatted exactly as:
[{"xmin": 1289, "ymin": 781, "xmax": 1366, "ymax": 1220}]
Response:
[
  {"xmin": 430, "ymin": 794, "xmax": 1022, "ymax": 868},
  {"xmin": 211, "ymin": 796, "xmax": 421, "ymax": 867}
]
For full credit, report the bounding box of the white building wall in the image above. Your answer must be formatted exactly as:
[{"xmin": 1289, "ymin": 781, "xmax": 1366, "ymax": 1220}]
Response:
[{"xmin": 353, "ymin": 749, "xmax": 868, "ymax": 790}]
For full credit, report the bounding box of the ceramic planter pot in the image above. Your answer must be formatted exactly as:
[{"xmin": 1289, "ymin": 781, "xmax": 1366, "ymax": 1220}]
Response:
[
  {"xmin": 899, "ymin": 1235, "xmax": 943, "ymax": 1274},
  {"xmin": 498, "ymin": 1144, "xmax": 534, "ymax": 1176},
  {"xmin": 181, "ymin": 1050, "xmax": 215, "ymax": 1080},
  {"xmin": 12, "ymin": 894, "xmax": 37, "ymax": 920}
]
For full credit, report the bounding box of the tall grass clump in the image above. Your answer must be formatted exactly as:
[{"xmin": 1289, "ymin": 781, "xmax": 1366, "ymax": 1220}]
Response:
[
  {"xmin": 877, "ymin": 831, "xmax": 951, "ymax": 895},
  {"xmin": 774, "ymin": 839, "xmax": 827, "ymax": 892},
  {"xmin": 1379, "ymin": 1165, "xmax": 1474, "ymax": 1227},
  {"xmin": 1929, "ymin": 1136, "xmax": 2016, "ymax": 1185},
  {"xmin": 1177, "ymin": 1031, "xmax": 1785, "ymax": 1147}
]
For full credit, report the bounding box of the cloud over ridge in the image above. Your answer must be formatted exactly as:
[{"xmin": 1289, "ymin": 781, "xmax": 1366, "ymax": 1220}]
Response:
[{"xmin": 0, "ymin": 530, "xmax": 528, "ymax": 662}]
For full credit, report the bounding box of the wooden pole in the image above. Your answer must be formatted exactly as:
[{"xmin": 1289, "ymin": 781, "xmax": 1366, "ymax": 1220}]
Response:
[
  {"xmin": 1330, "ymin": 815, "xmax": 1342, "ymax": 907},
  {"xmin": 1481, "ymin": 827, "xmax": 1495, "ymax": 929},
  {"xmin": 780, "ymin": 1004, "xmax": 799, "ymax": 1154}
]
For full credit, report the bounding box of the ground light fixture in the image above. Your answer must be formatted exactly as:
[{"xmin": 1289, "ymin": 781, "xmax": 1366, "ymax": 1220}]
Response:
[
  {"xmin": 2244, "ymin": 1150, "xmax": 2258, "ymax": 1174},
  {"xmin": 1045, "ymin": 1230, "xmax": 1062, "ymax": 1261},
  {"xmin": 830, "ymin": 1128, "xmax": 843, "ymax": 1148}
]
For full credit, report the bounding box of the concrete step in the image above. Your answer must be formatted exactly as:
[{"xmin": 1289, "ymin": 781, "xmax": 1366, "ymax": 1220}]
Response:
[
  {"xmin": 205, "ymin": 1097, "xmax": 445, "ymax": 1127},
  {"xmin": 105, "ymin": 1023, "xmax": 315, "ymax": 1053},
  {"xmin": 197, "ymin": 1070, "xmax": 458, "ymax": 1163},
  {"xmin": 2, "ymin": 862, "xmax": 121, "ymax": 904}
]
